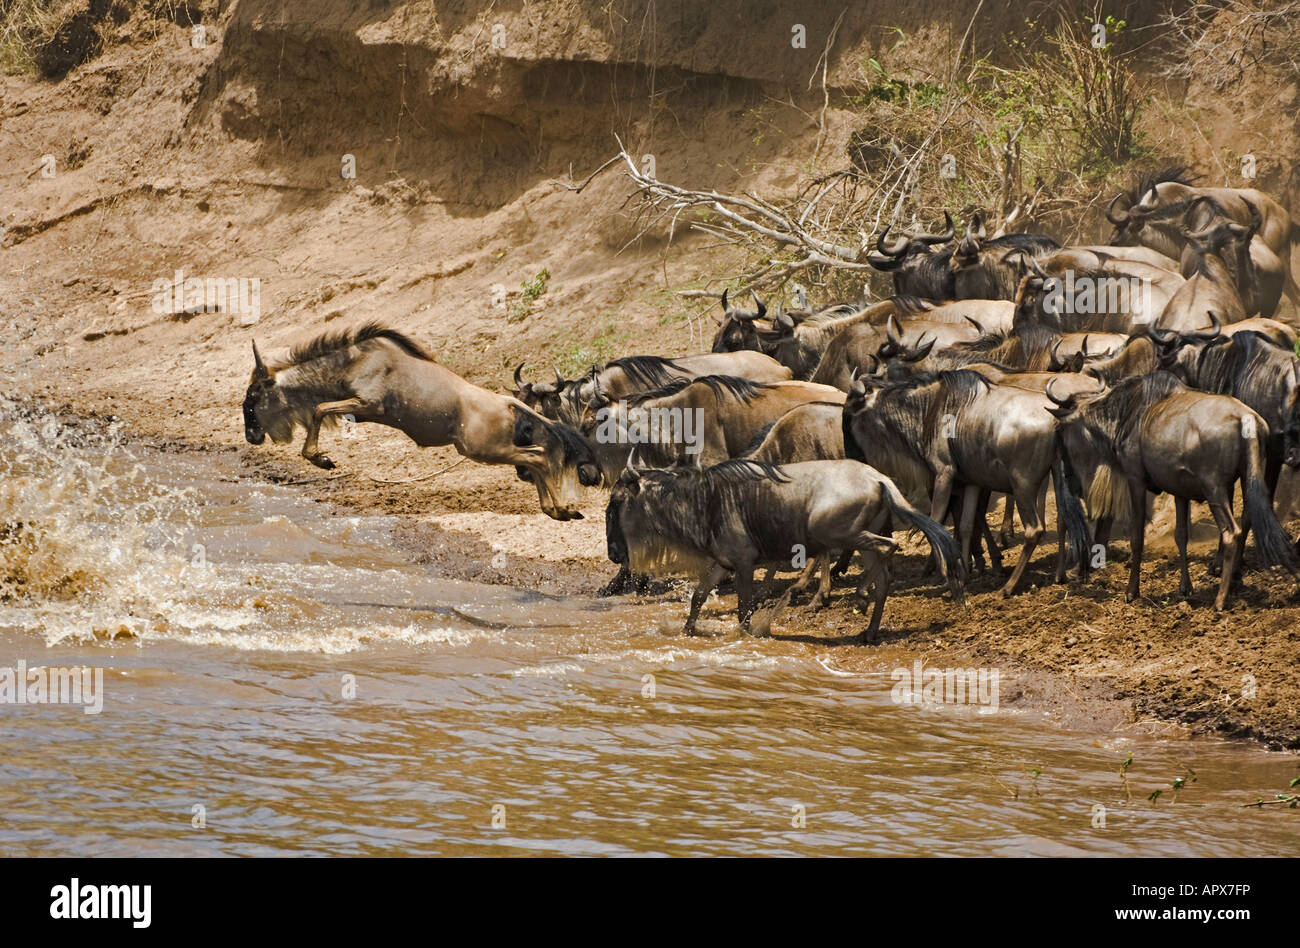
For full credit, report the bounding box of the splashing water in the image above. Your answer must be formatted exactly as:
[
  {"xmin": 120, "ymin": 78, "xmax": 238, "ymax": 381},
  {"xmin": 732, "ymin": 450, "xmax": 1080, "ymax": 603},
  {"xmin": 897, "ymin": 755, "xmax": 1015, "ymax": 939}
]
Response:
[{"xmin": 0, "ymin": 399, "xmax": 202, "ymax": 644}]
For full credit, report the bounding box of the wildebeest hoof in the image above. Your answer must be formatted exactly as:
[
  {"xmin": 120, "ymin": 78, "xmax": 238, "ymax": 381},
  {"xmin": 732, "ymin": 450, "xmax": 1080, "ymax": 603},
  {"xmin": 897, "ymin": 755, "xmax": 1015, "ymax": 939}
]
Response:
[{"xmin": 308, "ymin": 454, "xmax": 336, "ymax": 470}]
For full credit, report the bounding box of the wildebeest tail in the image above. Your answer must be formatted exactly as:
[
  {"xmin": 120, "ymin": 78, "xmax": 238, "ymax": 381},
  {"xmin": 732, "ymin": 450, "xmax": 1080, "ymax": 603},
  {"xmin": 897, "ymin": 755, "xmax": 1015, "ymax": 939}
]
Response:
[
  {"xmin": 880, "ymin": 477, "xmax": 965, "ymax": 601},
  {"xmin": 1242, "ymin": 430, "xmax": 1300, "ymax": 575},
  {"xmin": 1053, "ymin": 434, "xmax": 1093, "ymax": 574}
]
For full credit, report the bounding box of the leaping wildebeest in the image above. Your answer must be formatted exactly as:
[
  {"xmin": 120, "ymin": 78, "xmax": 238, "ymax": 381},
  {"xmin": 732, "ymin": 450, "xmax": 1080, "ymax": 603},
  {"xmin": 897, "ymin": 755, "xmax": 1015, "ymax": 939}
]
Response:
[
  {"xmin": 1048, "ymin": 371, "xmax": 1300, "ymax": 610},
  {"xmin": 606, "ymin": 458, "xmax": 964, "ymax": 641},
  {"xmin": 241, "ymin": 323, "xmax": 601, "ymax": 521}
]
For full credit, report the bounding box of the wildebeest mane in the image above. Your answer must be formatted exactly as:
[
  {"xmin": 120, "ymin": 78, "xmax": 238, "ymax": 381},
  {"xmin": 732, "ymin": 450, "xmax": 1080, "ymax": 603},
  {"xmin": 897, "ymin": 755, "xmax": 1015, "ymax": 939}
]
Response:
[
  {"xmin": 599, "ymin": 355, "xmax": 683, "ymax": 390},
  {"xmin": 1185, "ymin": 332, "xmax": 1296, "ymax": 414},
  {"xmin": 626, "ymin": 374, "xmax": 773, "ymax": 406},
  {"xmin": 1123, "ymin": 165, "xmax": 1196, "ymax": 205},
  {"xmin": 286, "ymin": 322, "xmax": 433, "ymax": 366},
  {"xmin": 1079, "ymin": 371, "xmax": 1185, "ymax": 447}
]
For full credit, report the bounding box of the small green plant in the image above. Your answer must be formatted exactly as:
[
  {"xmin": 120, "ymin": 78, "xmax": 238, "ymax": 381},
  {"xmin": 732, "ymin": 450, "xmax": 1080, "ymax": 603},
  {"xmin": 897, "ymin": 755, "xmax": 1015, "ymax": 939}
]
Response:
[
  {"xmin": 1148, "ymin": 766, "xmax": 1197, "ymax": 803},
  {"xmin": 507, "ymin": 268, "xmax": 550, "ymax": 322}
]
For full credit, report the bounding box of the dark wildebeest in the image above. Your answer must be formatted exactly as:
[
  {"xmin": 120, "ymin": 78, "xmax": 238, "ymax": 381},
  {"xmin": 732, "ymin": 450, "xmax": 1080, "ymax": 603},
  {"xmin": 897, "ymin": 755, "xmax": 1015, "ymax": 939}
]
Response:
[
  {"xmin": 1048, "ymin": 371, "xmax": 1300, "ymax": 610},
  {"xmin": 606, "ymin": 458, "xmax": 963, "ymax": 641},
  {"xmin": 582, "ymin": 374, "xmax": 843, "ymax": 594},
  {"xmin": 843, "ymin": 368, "xmax": 1090, "ymax": 595},
  {"xmin": 1013, "ymin": 250, "xmax": 1182, "ymax": 334},
  {"xmin": 866, "ymin": 213, "xmax": 958, "ymax": 299},
  {"xmin": 514, "ymin": 350, "xmax": 791, "ymax": 425},
  {"xmin": 947, "ymin": 213, "xmax": 1061, "ymax": 301},
  {"xmin": 1158, "ymin": 328, "xmax": 1300, "ymax": 568},
  {"xmin": 1106, "ymin": 167, "xmax": 1299, "ymax": 313},
  {"xmin": 241, "ymin": 323, "xmax": 600, "ymax": 521},
  {"xmin": 743, "ymin": 401, "xmax": 849, "ymax": 607}
]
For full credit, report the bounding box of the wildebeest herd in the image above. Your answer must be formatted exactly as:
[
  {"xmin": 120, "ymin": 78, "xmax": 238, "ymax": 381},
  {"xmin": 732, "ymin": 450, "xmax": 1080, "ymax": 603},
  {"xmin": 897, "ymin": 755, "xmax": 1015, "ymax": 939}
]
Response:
[{"xmin": 242, "ymin": 168, "xmax": 1300, "ymax": 641}]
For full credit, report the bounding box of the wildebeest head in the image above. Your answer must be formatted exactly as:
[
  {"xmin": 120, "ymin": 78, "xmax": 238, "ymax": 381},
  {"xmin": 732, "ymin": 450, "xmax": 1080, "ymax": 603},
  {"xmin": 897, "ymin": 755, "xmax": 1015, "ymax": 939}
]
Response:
[
  {"xmin": 510, "ymin": 408, "xmax": 602, "ymax": 520},
  {"xmin": 867, "ymin": 213, "xmax": 956, "ymax": 298},
  {"xmin": 951, "ymin": 216, "xmax": 1060, "ymax": 301},
  {"xmin": 1179, "ymin": 197, "xmax": 1259, "ymax": 286},
  {"xmin": 512, "ymin": 364, "xmax": 570, "ymax": 419},
  {"xmin": 711, "ymin": 289, "xmax": 769, "ymax": 353},
  {"xmin": 243, "ymin": 341, "xmax": 295, "ymax": 445},
  {"xmin": 1106, "ymin": 167, "xmax": 1198, "ymax": 251},
  {"xmin": 606, "ymin": 460, "xmax": 714, "ymax": 575}
]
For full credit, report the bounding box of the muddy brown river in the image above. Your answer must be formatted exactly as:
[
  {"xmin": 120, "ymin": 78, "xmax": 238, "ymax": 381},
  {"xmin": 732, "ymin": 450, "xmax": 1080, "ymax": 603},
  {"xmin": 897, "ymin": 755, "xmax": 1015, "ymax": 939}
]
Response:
[{"xmin": 0, "ymin": 399, "xmax": 1296, "ymax": 856}]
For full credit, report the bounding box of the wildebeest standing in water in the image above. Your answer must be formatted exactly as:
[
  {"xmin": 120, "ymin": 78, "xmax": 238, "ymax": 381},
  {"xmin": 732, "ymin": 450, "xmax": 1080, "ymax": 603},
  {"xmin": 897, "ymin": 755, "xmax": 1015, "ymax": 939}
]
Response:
[
  {"xmin": 242, "ymin": 322, "xmax": 601, "ymax": 521},
  {"xmin": 606, "ymin": 458, "xmax": 964, "ymax": 642},
  {"xmin": 1048, "ymin": 372, "xmax": 1300, "ymax": 610}
]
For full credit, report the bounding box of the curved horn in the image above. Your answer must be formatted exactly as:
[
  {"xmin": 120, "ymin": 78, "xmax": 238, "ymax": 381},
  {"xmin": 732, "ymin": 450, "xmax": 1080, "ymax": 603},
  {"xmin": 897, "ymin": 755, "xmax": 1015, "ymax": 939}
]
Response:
[
  {"xmin": 1045, "ymin": 376, "xmax": 1069, "ymax": 405},
  {"xmin": 513, "ymin": 362, "xmax": 527, "ymax": 389},
  {"xmin": 752, "ymin": 291, "xmax": 767, "ymax": 319},
  {"xmin": 1148, "ymin": 325, "xmax": 1178, "ymax": 344},
  {"xmin": 720, "ymin": 288, "xmax": 729, "ymax": 312},
  {"xmin": 1105, "ymin": 192, "xmax": 1130, "ymax": 225},
  {"xmin": 876, "ymin": 223, "xmax": 909, "ymax": 257},
  {"xmin": 901, "ymin": 334, "xmax": 936, "ymax": 363},
  {"xmin": 1081, "ymin": 334, "xmax": 1091, "ymax": 357},
  {"xmin": 867, "ymin": 252, "xmax": 903, "ymax": 271},
  {"xmin": 252, "ymin": 341, "xmax": 268, "ymax": 379},
  {"xmin": 909, "ymin": 211, "xmax": 955, "ymax": 245},
  {"xmin": 553, "ymin": 366, "xmax": 565, "ymax": 387},
  {"xmin": 963, "ymin": 315, "xmax": 986, "ymax": 335},
  {"xmin": 1026, "ymin": 255, "xmax": 1048, "ymax": 279},
  {"xmin": 887, "ymin": 313, "xmax": 904, "ymax": 346},
  {"xmin": 1050, "ymin": 337, "xmax": 1066, "ymax": 367},
  {"xmin": 1184, "ymin": 311, "xmax": 1222, "ymax": 341}
]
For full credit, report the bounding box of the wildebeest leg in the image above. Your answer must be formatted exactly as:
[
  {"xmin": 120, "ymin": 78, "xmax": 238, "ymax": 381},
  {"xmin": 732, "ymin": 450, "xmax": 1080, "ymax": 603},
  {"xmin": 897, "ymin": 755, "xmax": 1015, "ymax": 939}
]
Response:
[
  {"xmin": 1207, "ymin": 497, "xmax": 1243, "ymax": 612},
  {"xmin": 830, "ymin": 549, "xmax": 854, "ymax": 577},
  {"xmin": 301, "ymin": 397, "xmax": 367, "ymax": 469},
  {"xmin": 958, "ymin": 485, "xmax": 980, "ymax": 575},
  {"xmin": 734, "ymin": 561, "xmax": 760, "ymax": 635},
  {"xmin": 808, "ymin": 556, "xmax": 833, "ymax": 610},
  {"xmin": 1210, "ymin": 482, "xmax": 1232, "ymax": 577},
  {"xmin": 683, "ymin": 562, "xmax": 729, "ymax": 636},
  {"xmin": 1174, "ymin": 495, "xmax": 1192, "ymax": 597},
  {"xmin": 787, "ymin": 556, "xmax": 820, "ymax": 598},
  {"xmin": 1125, "ymin": 480, "xmax": 1147, "ymax": 603},
  {"xmin": 998, "ymin": 494, "xmax": 1016, "ymax": 545},
  {"xmin": 598, "ymin": 565, "xmax": 632, "ymax": 597},
  {"xmin": 978, "ymin": 493, "xmax": 1002, "ymax": 574},
  {"xmin": 999, "ymin": 477, "xmax": 1046, "ymax": 597},
  {"xmin": 853, "ymin": 535, "xmax": 896, "ymax": 644}
]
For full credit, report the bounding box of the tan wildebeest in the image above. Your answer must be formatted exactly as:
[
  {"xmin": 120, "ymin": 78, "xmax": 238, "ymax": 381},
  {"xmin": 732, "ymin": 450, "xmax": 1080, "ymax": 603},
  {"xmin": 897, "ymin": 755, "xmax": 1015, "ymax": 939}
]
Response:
[{"xmin": 242, "ymin": 322, "xmax": 601, "ymax": 520}]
